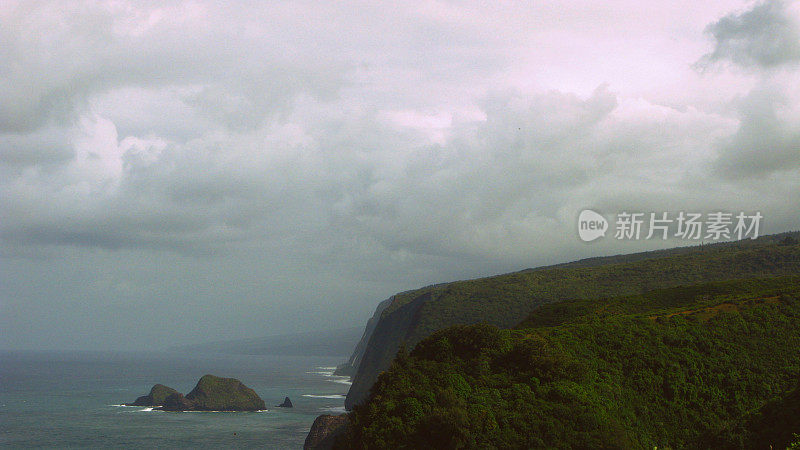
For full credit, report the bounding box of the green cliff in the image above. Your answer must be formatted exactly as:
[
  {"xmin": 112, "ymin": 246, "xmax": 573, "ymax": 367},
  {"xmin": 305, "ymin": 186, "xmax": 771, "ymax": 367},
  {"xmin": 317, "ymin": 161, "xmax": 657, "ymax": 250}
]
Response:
[
  {"xmin": 345, "ymin": 232, "xmax": 800, "ymax": 409},
  {"xmin": 339, "ymin": 275, "xmax": 800, "ymax": 448}
]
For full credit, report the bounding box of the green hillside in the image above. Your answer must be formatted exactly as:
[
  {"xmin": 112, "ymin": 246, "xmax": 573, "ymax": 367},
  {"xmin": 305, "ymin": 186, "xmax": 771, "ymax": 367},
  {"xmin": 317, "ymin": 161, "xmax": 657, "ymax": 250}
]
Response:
[
  {"xmin": 338, "ymin": 275, "xmax": 800, "ymax": 448},
  {"xmin": 707, "ymin": 377, "xmax": 800, "ymax": 448},
  {"xmin": 345, "ymin": 233, "xmax": 800, "ymax": 409},
  {"xmin": 385, "ymin": 235, "xmax": 800, "ymax": 339}
]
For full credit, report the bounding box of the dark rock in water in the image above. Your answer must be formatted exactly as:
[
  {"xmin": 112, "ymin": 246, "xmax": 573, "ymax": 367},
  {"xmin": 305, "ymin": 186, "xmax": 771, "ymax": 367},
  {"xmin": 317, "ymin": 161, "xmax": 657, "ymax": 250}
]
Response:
[
  {"xmin": 276, "ymin": 396, "xmax": 293, "ymax": 407},
  {"xmin": 180, "ymin": 374, "xmax": 265, "ymax": 411},
  {"xmin": 127, "ymin": 384, "xmax": 180, "ymax": 406},
  {"xmin": 304, "ymin": 414, "xmax": 348, "ymax": 449},
  {"xmin": 162, "ymin": 392, "xmax": 197, "ymax": 411},
  {"xmin": 129, "ymin": 395, "xmax": 154, "ymax": 406},
  {"xmin": 127, "ymin": 375, "xmax": 265, "ymax": 412}
]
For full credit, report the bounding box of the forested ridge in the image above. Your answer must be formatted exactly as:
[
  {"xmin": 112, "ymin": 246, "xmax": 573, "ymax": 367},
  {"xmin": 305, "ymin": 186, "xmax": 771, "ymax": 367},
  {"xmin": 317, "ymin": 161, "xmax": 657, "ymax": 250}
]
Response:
[{"xmin": 339, "ymin": 275, "xmax": 800, "ymax": 449}]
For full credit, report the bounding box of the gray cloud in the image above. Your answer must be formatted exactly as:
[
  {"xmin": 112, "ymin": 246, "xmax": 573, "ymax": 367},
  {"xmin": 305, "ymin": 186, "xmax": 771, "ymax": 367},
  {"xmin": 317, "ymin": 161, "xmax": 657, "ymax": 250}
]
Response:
[
  {"xmin": 0, "ymin": 127, "xmax": 75, "ymax": 167},
  {"xmin": 699, "ymin": 0, "xmax": 800, "ymax": 69},
  {"xmin": 0, "ymin": 1, "xmax": 351, "ymax": 133},
  {"xmin": 712, "ymin": 83, "xmax": 800, "ymax": 179},
  {"xmin": 1, "ymin": 1, "xmax": 799, "ymax": 350}
]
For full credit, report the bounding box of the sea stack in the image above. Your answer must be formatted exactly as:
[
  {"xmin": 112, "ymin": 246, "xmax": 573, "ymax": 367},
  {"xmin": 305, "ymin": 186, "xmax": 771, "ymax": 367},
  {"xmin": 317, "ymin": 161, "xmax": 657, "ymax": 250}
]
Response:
[
  {"xmin": 126, "ymin": 384, "xmax": 179, "ymax": 407},
  {"xmin": 162, "ymin": 392, "xmax": 195, "ymax": 411},
  {"xmin": 160, "ymin": 374, "xmax": 266, "ymax": 411},
  {"xmin": 276, "ymin": 396, "xmax": 293, "ymax": 407}
]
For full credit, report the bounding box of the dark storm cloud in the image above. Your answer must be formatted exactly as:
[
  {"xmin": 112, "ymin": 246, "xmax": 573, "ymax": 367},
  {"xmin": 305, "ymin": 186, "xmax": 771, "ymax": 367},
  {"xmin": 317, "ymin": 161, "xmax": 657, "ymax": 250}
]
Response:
[{"xmin": 699, "ymin": 0, "xmax": 800, "ymax": 69}]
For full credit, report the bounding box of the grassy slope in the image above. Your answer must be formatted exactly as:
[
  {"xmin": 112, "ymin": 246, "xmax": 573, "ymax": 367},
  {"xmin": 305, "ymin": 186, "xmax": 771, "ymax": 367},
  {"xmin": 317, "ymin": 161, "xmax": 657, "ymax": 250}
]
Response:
[{"xmin": 340, "ymin": 275, "xmax": 800, "ymax": 449}]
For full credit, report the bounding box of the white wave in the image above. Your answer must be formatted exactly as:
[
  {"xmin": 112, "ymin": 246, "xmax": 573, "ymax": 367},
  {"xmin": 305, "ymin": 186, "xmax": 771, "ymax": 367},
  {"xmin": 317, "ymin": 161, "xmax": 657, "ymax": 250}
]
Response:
[
  {"xmin": 317, "ymin": 366, "xmax": 337, "ymax": 370},
  {"xmin": 319, "ymin": 406, "xmax": 347, "ymax": 413},
  {"xmin": 329, "ymin": 379, "xmax": 352, "ymax": 386},
  {"xmin": 306, "ymin": 371, "xmax": 334, "ymax": 376},
  {"xmin": 109, "ymin": 404, "xmax": 139, "ymax": 407},
  {"xmin": 302, "ymin": 394, "xmax": 346, "ymax": 399},
  {"xmin": 131, "ymin": 408, "xmax": 267, "ymax": 413}
]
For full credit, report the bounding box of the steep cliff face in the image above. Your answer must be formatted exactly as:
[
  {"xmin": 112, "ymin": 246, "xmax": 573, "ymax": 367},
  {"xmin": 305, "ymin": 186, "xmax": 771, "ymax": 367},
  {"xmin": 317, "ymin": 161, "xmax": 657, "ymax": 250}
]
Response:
[
  {"xmin": 345, "ymin": 293, "xmax": 432, "ymax": 409},
  {"xmin": 334, "ymin": 297, "xmax": 393, "ymax": 377},
  {"xmin": 342, "ymin": 233, "xmax": 800, "ymax": 410}
]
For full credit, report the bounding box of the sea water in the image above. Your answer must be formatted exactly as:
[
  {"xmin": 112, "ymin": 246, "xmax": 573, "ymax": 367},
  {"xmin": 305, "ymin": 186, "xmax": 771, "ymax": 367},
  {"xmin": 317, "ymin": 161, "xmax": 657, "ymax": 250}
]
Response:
[{"xmin": 0, "ymin": 350, "xmax": 351, "ymax": 448}]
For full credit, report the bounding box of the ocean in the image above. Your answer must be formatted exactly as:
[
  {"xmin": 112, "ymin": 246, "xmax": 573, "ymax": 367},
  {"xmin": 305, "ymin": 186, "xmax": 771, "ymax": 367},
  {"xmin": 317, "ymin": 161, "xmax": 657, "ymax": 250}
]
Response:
[{"xmin": 0, "ymin": 350, "xmax": 350, "ymax": 448}]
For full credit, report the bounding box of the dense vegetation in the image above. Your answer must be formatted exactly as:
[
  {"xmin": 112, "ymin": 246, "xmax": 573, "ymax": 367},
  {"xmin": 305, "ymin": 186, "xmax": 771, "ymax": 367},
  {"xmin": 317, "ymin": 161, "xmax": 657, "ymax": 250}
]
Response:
[
  {"xmin": 127, "ymin": 383, "xmax": 179, "ymax": 406},
  {"xmin": 338, "ymin": 275, "xmax": 800, "ymax": 449},
  {"xmin": 346, "ymin": 233, "xmax": 800, "ymax": 409},
  {"xmin": 387, "ymin": 236, "xmax": 800, "ymax": 343},
  {"xmin": 709, "ymin": 380, "xmax": 800, "ymax": 449},
  {"xmin": 183, "ymin": 374, "xmax": 266, "ymax": 411}
]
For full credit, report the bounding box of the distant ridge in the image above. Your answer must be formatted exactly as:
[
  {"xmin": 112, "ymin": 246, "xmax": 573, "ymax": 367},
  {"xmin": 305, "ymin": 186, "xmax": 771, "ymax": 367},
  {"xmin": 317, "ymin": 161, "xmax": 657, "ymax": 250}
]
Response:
[{"xmin": 174, "ymin": 327, "xmax": 363, "ymax": 357}]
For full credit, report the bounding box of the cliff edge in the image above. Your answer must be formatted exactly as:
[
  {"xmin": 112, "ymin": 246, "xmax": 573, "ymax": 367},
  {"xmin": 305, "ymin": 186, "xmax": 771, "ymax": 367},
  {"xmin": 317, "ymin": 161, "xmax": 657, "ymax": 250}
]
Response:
[
  {"xmin": 333, "ymin": 297, "xmax": 393, "ymax": 377},
  {"xmin": 343, "ymin": 233, "xmax": 800, "ymax": 410}
]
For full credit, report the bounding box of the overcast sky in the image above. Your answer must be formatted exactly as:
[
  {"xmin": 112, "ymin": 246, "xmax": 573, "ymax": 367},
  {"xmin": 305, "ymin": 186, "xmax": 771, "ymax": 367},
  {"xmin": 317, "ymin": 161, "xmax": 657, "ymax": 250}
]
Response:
[{"xmin": 1, "ymin": 0, "xmax": 799, "ymax": 351}]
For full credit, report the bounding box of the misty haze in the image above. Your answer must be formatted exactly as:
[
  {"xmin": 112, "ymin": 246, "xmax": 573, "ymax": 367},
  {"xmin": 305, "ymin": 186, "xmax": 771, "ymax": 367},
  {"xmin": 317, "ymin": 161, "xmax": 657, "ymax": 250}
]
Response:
[{"xmin": 1, "ymin": 1, "xmax": 800, "ymax": 448}]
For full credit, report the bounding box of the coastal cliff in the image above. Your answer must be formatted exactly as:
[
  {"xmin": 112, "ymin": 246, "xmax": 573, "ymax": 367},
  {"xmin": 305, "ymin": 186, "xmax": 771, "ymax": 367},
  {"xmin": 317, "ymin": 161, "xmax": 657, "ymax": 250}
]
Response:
[
  {"xmin": 345, "ymin": 292, "xmax": 433, "ymax": 410},
  {"xmin": 338, "ymin": 275, "xmax": 800, "ymax": 447},
  {"xmin": 333, "ymin": 297, "xmax": 393, "ymax": 377},
  {"xmin": 342, "ymin": 232, "xmax": 800, "ymax": 410}
]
